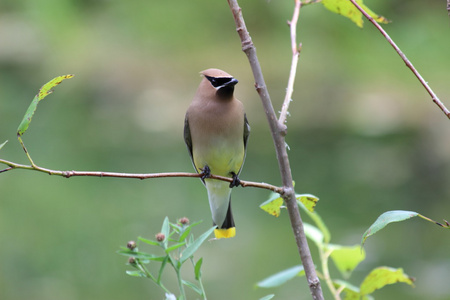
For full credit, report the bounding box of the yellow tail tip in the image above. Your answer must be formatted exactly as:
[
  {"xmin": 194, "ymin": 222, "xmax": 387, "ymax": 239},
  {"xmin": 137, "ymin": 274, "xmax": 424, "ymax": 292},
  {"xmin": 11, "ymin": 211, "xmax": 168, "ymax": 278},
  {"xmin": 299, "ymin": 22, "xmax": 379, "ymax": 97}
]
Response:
[{"xmin": 214, "ymin": 228, "xmax": 236, "ymax": 239}]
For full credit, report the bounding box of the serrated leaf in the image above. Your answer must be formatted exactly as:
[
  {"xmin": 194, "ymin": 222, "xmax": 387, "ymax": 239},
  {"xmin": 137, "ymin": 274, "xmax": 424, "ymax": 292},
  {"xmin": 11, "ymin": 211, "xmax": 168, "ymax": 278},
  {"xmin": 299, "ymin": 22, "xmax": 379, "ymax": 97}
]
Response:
[
  {"xmin": 17, "ymin": 74, "xmax": 74, "ymax": 136},
  {"xmin": 180, "ymin": 226, "xmax": 216, "ymax": 264},
  {"xmin": 194, "ymin": 258, "xmax": 203, "ymax": 280},
  {"xmin": 256, "ymin": 265, "xmax": 304, "ymax": 288},
  {"xmin": 260, "ymin": 192, "xmax": 284, "ymax": 217},
  {"xmin": 327, "ymin": 244, "xmax": 366, "ymax": 278},
  {"xmin": 303, "ymin": 223, "xmax": 324, "ymax": 248},
  {"xmin": 360, "ymin": 267, "xmax": 415, "ymax": 295},
  {"xmin": 126, "ymin": 270, "xmax": 147, "ymax": 277},
  {"xmin": 259, "ymin": 295, "xmax": 275, "ymax": 300},
  {"xmin": 361, "ymin": 210, "xmax": 418, "ymax": 247},
  {"xmin": 322, "ymin": 0, "xmax": 389, "ymax": 28},
  {"xmin": 296, "ymin": 193, "xmax": 318, "ymax": 213},
  {"xmin": 0, "ymin": 140, "xmax": 7, "ymax": 151},
  {"xmin": 182, "ymin": 280, "xmax": 202, "ymax": 295}
]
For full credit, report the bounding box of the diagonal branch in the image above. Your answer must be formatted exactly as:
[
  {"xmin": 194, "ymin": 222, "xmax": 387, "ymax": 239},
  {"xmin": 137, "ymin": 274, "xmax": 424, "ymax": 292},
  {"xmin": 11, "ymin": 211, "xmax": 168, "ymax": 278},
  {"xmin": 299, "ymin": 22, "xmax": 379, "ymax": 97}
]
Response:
[
  {"xmin": 349, "ymin": 0, "xmax": 450, "ymax": 119},
  {"xmin": 227, "ymin": 0, "xmax": 324, "ymax": 299}
]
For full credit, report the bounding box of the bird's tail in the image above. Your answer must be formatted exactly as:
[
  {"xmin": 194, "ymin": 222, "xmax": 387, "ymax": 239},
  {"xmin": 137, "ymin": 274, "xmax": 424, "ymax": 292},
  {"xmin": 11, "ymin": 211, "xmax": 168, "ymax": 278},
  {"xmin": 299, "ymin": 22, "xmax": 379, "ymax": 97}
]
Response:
[{"xmin": 214, "ymin": 200, "xmax": 235, "ymax": 239}]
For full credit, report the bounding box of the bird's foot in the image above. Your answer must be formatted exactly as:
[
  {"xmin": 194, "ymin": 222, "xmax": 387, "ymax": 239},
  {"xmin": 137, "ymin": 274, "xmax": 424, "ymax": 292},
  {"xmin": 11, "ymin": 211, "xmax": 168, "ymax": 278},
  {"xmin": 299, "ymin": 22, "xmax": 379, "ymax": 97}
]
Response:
[
  {"xmin": 229, "ymin": 172, "xmax": 241, "ymax": 188},
  {"xmin": 200, "ymin": 165, "xmax": 211, "ymax": 180}
]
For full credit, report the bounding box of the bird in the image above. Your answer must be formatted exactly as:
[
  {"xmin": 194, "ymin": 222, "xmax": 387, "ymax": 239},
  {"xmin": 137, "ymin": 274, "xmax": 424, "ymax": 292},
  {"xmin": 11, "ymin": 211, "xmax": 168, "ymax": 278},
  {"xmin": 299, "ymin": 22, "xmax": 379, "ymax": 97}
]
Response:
[{"xmin": 184, "ymin": 68, "xmax": 250, "ymax": 239}]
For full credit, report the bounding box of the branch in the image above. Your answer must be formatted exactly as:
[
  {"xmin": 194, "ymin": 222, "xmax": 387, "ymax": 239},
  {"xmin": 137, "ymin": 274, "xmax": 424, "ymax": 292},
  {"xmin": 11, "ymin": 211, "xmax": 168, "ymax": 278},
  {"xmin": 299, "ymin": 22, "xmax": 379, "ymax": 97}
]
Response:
[
  {"xmin": 0, "ymin": 158, "xmax": 283, "ymax": 194},
  {"xmin": 279, "ymin": 0, "xmax": 302, "ymax": 126},
  {"xmin": 349, "ymin": 0, "xmax": 450, "ymax": 119},
  {"xmin": 227, "ymin": 0, "xmax": 324, "ymax": 299}
]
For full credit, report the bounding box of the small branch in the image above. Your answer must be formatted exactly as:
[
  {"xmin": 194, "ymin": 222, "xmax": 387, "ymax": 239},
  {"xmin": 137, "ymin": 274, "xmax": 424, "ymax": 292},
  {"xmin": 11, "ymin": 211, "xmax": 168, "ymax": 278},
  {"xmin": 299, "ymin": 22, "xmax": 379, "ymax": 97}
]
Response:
[
  {"xmin": 349, "ymin": 0, "xmax": 450, "ymax": 119},
  {"xmin": 0, "ymin": 158, "xmax": 283, "ymax": 194},
  {"xmin": 279, "ymin": 0, "xmax": 302, "ymax": 127},
  {"xmin": 227, "ymin": 0, "xmax": 323, "ymax": 299}
]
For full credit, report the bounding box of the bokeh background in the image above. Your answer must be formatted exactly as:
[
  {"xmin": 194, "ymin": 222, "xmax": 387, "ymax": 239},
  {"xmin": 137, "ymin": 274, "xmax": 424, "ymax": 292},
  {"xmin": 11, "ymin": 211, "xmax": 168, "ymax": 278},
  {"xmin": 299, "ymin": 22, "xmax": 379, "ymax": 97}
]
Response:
[{"xmin": 0, "ymin": 0, "xmax": 449, "ymax": 299}]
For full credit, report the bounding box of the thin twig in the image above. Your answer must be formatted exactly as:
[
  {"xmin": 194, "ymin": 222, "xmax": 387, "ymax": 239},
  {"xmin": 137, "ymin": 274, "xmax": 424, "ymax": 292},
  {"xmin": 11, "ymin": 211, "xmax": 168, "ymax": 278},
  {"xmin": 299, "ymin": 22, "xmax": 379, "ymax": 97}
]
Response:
[
  {"xmin": 0, "ymin": 158, "xmax": 283, "ymax": 194},
  {"xmin": 349, "ymin": 0, "xmax": 450, "ymax": 119},
  {"xmin": 279, "ymin": 0, "xmax": 302, "ymax": 126},
  {"xmin": 227, "ymin": 0, "xmax": 323, "ymax": 299}
]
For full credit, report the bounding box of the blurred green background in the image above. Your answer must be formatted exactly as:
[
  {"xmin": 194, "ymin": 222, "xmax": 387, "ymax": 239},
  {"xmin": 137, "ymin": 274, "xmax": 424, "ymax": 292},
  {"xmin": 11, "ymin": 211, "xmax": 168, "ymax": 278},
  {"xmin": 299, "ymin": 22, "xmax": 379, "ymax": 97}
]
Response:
[{"xmin": 0, "ymin": 0, "xmax": 449, "ymax": 299}]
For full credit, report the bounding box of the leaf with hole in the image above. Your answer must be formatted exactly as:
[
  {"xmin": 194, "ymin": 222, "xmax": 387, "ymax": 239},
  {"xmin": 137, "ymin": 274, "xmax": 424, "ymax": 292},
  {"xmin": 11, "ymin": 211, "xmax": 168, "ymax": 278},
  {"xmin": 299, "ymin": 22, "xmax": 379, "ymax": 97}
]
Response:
[
  {"xmin": 322, "ymin": 0, "xmax": 389, "ymax": 28},
  {"xmin": 17, "ymin": 74, "xmax": 74, "ymax": 136}
]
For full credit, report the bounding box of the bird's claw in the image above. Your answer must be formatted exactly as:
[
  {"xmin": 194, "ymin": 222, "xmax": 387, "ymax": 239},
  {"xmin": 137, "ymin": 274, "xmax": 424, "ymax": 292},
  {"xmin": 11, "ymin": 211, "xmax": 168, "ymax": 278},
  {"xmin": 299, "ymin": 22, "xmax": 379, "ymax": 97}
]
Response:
[
  {"xmin": 200, "ymin": 165, "xmax": 211, "ymax": 180},
  {"xmin": 229, "ymin": 172, "xmax": 241, "ymax": 188}
]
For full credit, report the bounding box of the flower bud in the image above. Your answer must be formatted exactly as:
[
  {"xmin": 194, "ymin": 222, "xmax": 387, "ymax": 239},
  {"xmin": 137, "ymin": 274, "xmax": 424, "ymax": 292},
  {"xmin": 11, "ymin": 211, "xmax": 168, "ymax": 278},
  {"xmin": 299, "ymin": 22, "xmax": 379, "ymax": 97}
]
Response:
[
  {"xmin": 128, "ymin": 257, "xmax": 137, "ymax": 265},
  {"xmin": 127, "ymin": 241, "xmax": 137, "ymax": 250},
  {"xmin": 155, "ymin": 233, "xmax": 165, "ymax": 242},
  {"xmin": 179, "ymin": 217, "xmax": 189, "ymax": 225}
]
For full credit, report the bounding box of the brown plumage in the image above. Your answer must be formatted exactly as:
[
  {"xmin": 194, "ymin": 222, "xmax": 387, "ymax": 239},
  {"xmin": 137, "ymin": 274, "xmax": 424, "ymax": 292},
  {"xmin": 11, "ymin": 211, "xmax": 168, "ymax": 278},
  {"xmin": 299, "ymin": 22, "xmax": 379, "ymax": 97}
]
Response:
[{"xmin": 184, "ymin": 68, "xmax": 250, "ymax": 238}]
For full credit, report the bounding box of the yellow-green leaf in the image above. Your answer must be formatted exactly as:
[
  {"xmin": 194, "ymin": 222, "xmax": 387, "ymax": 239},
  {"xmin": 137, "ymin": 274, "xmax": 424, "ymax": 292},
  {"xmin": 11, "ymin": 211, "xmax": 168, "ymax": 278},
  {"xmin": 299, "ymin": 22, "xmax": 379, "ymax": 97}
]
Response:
[
  {"xmin": 322, "ymin": 0, "xmax": 389, "ymax": 28},
  {"xmin": 17, "ymin": 74, "xmax": 74, "ymax": 136},
  {"xmin": 296, "ymin": 193, "xmax": 318, "ymax": 213},
  {"xmin": 327, "ymin": 244, "xmax": 366, "ymax": 278},
  {"xmin": 260, "ymin": 192, "xmax": 284, "ymax": 217},
  {"xmin": 360, "ymin": 267, "xmax": 415, "ymax": 295}
]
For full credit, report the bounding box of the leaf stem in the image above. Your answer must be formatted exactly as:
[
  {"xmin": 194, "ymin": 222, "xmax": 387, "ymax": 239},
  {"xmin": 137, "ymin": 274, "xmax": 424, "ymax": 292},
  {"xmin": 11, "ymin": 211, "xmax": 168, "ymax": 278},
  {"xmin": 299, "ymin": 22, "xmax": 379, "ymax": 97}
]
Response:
[{"xmin": 320, "ymin": 248, "xmax": 341, "ymax": 300}]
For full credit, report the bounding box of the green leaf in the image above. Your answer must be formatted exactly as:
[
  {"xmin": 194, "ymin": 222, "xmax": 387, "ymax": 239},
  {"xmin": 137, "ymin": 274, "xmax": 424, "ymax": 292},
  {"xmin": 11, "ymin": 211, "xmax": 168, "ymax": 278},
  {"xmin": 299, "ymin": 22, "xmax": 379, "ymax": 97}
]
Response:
[
  {"xmin": 157, "ymin": 256, "xmax": 169, "ymax": 284},
  {"xmin": 126, "ymin": 270, "xmax": 147, "ymax": 278},
  {"xmin": 298, "ymin": 200, "xmax": 331, "ymax": 243},
  {"xmin": 138, "ymin": 236, "xmax": 160, "ymax": 246},
  {"xmin": 0, "ymin": 140, "xmax": 7, "ymax": 151},
  {"xmin": 256, "ymin": 265, "xmax": 304, "ymax": 288},
  {"xmin": 259, "ymin": 295, "xmax": 275, "ymax": 300},
  {"xmin": 179, "ymin": 226, "xmax": 192, "ymax": 243},
  {"xmin": 296, "ymin": 193, "xmax": 318, "ymax": 213},
  {"xmin": 327, "ymin": 244, "xmax": 365, "ymax": 278},
  {"xmin": 182, "ymin": 280, "xmax": 202, "ymax": 295},
  {"xmin": 333, "ymin": 280, "xmax": 374, "ymax": 300},
  {"xmin": 360, "ymin": 267, "xmax": 415, "ymax": 296},
  {"xmin": 194, "ymin": 258, "xmax": 203, "ymax": 280},
  {"xmin": 303, "ymin": 223, "xmax": 324, "ymax": 249},
  {"xmin": 17, "ymin": 74, "xmax": 74, "ymax": 136},
  {"xmin": 180, "ymin": 226, "xmax": 216, "ymax": 264},
  {"xmin": 160, "ymin": 216, "xmax": 170, "ymax": 248},
  {"xmin": 361, "ymin": 210, "xmax": 418, "ymax": 247},
  {"xmin": 322, "ymin": 0, "xmax": 389, "ymax": 28},
  {"xmin": 117, "ymin": 250, "xmax": 167, "ymax": 261},
  {"xmin": 165, "ymin": 242, "xmax": 186, "ymax": 254},
  {"xmin": 260, "ymin": 192, "xmax": 284, "ymax": 217}
]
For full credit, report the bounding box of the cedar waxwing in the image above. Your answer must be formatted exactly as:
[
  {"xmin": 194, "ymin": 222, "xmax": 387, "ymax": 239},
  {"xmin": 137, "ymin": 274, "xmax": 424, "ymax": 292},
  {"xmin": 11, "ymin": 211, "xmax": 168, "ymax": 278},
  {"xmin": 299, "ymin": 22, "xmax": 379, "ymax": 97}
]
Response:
[{"xmin": 184, "ymin": 68, "xmax": 250, "ymax": 239}]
